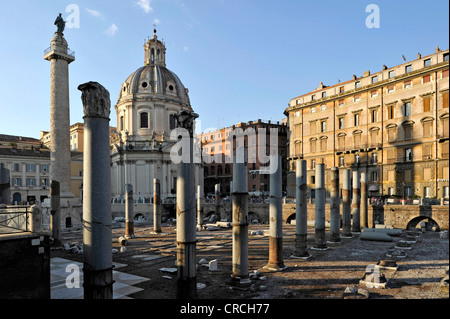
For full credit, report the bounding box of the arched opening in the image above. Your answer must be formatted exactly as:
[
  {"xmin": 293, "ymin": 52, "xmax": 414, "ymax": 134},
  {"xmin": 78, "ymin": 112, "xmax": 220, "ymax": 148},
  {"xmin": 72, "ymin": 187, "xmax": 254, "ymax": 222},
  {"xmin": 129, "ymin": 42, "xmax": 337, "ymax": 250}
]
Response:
[
  {"xmin": 286, "ymin": 213, "xmax": 296, "ymax": 225},
  {"xmin": 134, "ymin": 213, "xmax": 146, "ymax": 221},
  {"xmin": 406, "ymin": 216, "xmax": 440, "ymax": 232},
  {"xmin": 12, "ymin": 192, "xmax": 21, "ymax": 204}
]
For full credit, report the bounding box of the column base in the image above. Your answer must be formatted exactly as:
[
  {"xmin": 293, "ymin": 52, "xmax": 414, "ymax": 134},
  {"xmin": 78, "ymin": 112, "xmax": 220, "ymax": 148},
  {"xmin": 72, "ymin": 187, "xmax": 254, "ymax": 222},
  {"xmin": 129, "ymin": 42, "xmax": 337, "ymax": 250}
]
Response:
[
  {"xmin": 230, "ymin": 275, "xmax": 252, "ymax": 287},
  {"xmin": 263, "ymin": 263, "xmax": 288, "ymax": 272},
  {"xmin": 83, "ymin": 266, "xmax": 114, "ymax": 299}
]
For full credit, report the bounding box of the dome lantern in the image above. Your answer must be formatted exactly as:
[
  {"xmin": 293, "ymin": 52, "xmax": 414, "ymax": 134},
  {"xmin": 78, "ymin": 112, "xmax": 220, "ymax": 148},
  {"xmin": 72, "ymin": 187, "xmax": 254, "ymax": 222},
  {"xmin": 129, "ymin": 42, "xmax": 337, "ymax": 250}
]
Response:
[{"xmin": 144, "ymin": 29, "xmax": 166, "ymax": 67}]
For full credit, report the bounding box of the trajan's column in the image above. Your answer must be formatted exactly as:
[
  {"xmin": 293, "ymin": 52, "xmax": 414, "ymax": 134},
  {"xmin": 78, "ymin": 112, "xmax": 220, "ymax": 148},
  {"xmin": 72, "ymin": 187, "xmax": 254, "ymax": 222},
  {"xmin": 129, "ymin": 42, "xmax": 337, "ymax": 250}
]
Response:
[{"xmin": 44, "ymin": 14, "xmax": 75, "ymax": 201}]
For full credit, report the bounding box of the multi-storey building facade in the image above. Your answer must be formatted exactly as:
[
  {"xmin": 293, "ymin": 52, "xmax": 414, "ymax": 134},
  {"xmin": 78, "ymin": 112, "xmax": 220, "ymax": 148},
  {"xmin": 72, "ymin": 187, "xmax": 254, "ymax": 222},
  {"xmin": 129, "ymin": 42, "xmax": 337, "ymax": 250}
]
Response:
[
  {"xmin": 285, "ymin": 48, "xmax": 449, "ymax": 200},
  {"xmin": 199, "ymin": 119, "xmax": 288, "ymax": 196},
  {"xmin": 0, "ymin": 134, "xmax": 84, "ymax": 204}
]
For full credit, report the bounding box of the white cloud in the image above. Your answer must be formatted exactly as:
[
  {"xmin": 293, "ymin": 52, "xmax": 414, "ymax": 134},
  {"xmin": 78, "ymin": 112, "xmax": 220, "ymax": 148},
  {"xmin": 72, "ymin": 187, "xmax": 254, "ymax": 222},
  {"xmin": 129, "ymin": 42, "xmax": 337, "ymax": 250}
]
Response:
[
  {"xmin": 153, "ymin": 18, "xmax": 160, "ymax": 26},
  {"xmin": 86, "ymin": 8, "xmax": 104, "ymax": 19},
  {"xmin": 183, "ymin": 46, "xmax": 189, "ymax": 51},
  {"xmin": 137, "ymin": 0, "xmax": 153, "ymax": 13},
  {"xmin": 105, "ymin": 23, "xmax": 118, "ymax": 37}
]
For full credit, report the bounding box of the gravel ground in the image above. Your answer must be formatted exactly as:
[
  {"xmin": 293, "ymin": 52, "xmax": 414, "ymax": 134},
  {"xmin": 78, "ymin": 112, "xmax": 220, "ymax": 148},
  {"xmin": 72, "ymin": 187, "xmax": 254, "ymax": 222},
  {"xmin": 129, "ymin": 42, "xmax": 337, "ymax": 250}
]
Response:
[{"xmin": 53, "ymin": 221, "xmax": 449, "ymax": 302}]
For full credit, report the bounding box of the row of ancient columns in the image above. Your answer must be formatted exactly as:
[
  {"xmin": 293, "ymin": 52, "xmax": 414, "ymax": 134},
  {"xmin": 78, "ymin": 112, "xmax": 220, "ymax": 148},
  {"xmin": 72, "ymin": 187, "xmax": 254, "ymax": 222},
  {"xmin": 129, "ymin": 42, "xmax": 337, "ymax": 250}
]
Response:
[{"xmin": 292, "ymin": 160, "xmax": 368, "ymax": 258}]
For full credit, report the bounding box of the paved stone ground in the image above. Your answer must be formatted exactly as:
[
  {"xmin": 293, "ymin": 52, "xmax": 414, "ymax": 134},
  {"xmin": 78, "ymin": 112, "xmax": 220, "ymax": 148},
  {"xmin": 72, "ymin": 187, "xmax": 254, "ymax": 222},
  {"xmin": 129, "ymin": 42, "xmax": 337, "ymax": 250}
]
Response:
[{"xmin": 52, "ymin": 221, "xmax": 449, "ymax": 301}]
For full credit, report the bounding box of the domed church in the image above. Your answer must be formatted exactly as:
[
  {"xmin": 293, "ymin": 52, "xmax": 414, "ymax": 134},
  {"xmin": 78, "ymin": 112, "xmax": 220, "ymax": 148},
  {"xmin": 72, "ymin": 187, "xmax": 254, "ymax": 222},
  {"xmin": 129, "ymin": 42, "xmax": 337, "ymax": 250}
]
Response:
[{"xmin": 110, "ymin": 30, "xmax": 203, "ymax": 210}]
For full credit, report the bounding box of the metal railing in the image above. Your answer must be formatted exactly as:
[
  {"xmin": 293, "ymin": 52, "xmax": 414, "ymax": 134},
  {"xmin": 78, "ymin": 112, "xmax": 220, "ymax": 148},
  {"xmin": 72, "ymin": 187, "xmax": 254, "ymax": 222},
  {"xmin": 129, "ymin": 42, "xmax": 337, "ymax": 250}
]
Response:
[{"xmin": 0, "ymin": 206, "xmax": 30, "ymax": 234}]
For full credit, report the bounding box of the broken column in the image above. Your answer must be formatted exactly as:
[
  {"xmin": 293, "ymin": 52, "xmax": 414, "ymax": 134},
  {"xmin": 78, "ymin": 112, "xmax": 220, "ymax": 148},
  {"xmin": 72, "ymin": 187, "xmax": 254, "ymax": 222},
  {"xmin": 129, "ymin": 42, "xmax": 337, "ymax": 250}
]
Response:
[
  {"xmin": 78, "ymin": 81, "xmax": 113, "ymax": 299},
  {"xmin": 292, "ymin": 159, "xmax": 310, "ymax": 259},
  {"xmin": 329, "ymin": 167, "xmax": 341, "ymax": 243},
  {"xmin": 153, "ymin": 178, "xmax": 162, "ymax": 233},
  {"xmin": 175, "ymin": 110, "xmax": 199, "ymax": 299},
  {"xmin": 197, "ymin": 185, "xmax": 203, "ymax": 231},
  {"xmin": 351, "ymin": 170, "xmax": 361, "ymax": 233},
  {"xmin": 215, "ymin": 183, "xmax": 221, "ymax": 220},
  {"xmin": 342, "ymin": 169, "xmax": 353, "ymax": 238},
  {"xmin": 360, "ymin": 172, "xmax": 368, "ymax": 229},
  {"xmin": 266, "ymin": 154, "xmax": 287, "ymax": 270},
  {"xmin": 50, "ymin": 180, "xmax": 61, "ymax": 244},
  {"xmin": 231, "ymin": 147, "xmax": 250, "ymax": 285},
  {"xmin": 313, "ymin": 163, "xmax": 328, "ymax": 250},
  {"xmin": 125, "ymin": 184, "xmax": 135, "ymax": 238}
]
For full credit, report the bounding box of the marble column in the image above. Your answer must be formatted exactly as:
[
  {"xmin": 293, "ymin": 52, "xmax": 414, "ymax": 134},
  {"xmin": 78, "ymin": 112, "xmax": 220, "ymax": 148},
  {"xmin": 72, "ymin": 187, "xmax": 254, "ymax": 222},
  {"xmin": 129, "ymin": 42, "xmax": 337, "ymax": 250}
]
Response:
[{"xmin": 78, "ymin": 81, "xmax": 113, "ymax": 299}]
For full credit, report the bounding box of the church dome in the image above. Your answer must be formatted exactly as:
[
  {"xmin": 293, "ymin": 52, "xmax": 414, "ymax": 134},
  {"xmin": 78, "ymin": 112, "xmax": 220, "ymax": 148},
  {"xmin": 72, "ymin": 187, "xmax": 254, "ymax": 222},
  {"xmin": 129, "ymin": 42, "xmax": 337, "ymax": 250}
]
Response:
[{"xmin": 118, "ymin": 64, "xmax": 190, "ymax": 107}]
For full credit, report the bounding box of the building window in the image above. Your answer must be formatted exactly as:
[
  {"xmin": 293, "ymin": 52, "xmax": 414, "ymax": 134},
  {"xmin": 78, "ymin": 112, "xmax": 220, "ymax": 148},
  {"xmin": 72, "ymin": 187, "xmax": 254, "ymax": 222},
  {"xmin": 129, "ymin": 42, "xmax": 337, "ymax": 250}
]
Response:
[
  {"xmin": 442, "ymin": 117, "xmax": 449, "ymax": 138},
  {"xmin": 387, "ymin": 84, "xmax": 395, "ymax": 93},
  {"xmin": 422, "ymin": 145, "xmax": 432, "ymax": 159},
  {"xmin": 354, "ymin": 133, "xmax": 361, "ymax": 148},
  {"xmin": 321, "ymin": 104, "xmax": 326, "ymax": 111},
  {"xmin": 169, "ymin": 114, "xmax": 176, "ymax": 130},
  {"xmin": 13, "ymin": 178, "xmax": 22, "ymax": 187},
  {"xmin": 320, "ymin": 138, "xmax": 327, "ymax": 152},
  {"xmin": 40, "ymin": 178, "xmax": 49, "ymax": 187},
  {"xmin": 354, "ymin": 113, "xmax": 359, "ymax": 126},
  {"xmin": 354, "ymin": 95, "xmax": 360, "ymax": 102},
  {"xmin": 140, "ymin": 112, "xmax": 149, "ymax": 129},
  {"xmin": 372, "ymin": 76, "xmax": 378, "ymax": 84},
  {"xmin": 339, "ymin": 156, "xmax": 344, "ymax": 167},
  {"xmin": 339, "ymin": 99, "xmax": 344, "ymax": 106},
  {"xmin": 423, "ymin": 75, "xmax": 431, "ymax": 83},
  {"xmin": 311, "ymin": 95, "xmax": 316, "ymax": 101},
  {"xmin": 424, "ymin": 58, "xmax": 431, "ymax": 67},
  {"xmin": 339, "ymin": 86, "xmax": 345, "ymax": 93},
  {"xmin": 354, "ymin": 154, "xmax": 360, "ymax": 164},
  {"xmin": 423, "ymin": 120, "xmax": 433, "ymax": 137},
  {"xmin": 404, "ymin": 102, "xmax": 412, "ymax": 117},
  {"xmin": 310, "ymin": 121, "xmax": 316, "ymax": 135},
  {"xmin": 387, "ymin": 126, "xmax": 397, "ymax": 142},
  {"xmin": 338, "ymin": 135, "xmax": 345, "ymax": 151},
  {"xmin": 371, "ymin": 171, "xmax": 378, "ymax": 182},
  {"xmin": 372, "ymin": 152, "xmax": 377, "ymax": 164},
  {"xmin": 444, "ymin": 53, "xmax": 449, "ymax": 62},
  {"xmin": 13, "ymin": 163, "xmax": 20, "ymax": 172},
  {"xmin": 404, "ymin": 148, "xmax": 412, "ymax": 161},
  {"xmin": 355, "ymin": 81, "xmax": 361, "ymax": 89},
  {"xmin": 405, "ymin": 65, "xmax": 412, "ymax": 73},
  {"xmin": 389, "ymin": 70, "xmax": 395, "ymax": 79},
  {"xmin": 322, "ymin": 91, "xmax": 326, "ymax": 98},
  {"xmin": 370, "ymin": 130, "xmax": 378, "ymax": 146},
  {"xmin": 404, "ymin": 80, "xmax": 412, "ymax": 88},
  {"xmin": 371, "ymin": 109, "xmax": 378, "ymax": 123},
  {"xmin": 424, "ymin": 187, "xmax": 431, "ymax": 198},
  {"xmin": 423, "ymin": 96, "xmax": 431, "ymax": 112},
  {"xmin": 26, "ymin": 178, "xmax": 35, "ymax": 187},
  {"xmin": 320, "ymin": 121, "xmax": 326, "ymax": 133},
  {"xmin": 310, "ymin": 139, "xmax": 317, "ymax": 153},
  {"xmin": 388, "ymin": 187, "xmax": 395, "ymax": 196},
  {"xmin": 311, "ymin": 107, "xmax": 316, "ymax": 113},
  {"xmin": 371, "ymin": 90, "xmax": 378, "ymax": 98},
  {"xmin": 311, "ymin": 159, "xmax": 316, "ymax": 169},
  {"xmin": 443, "ymin": 91, "xmax": 449, "ymax": 108},
  {"xmin": 387, "ymin": 104, "xmax": 395, "ymax": 119},
  {"xmin": 26, "ymin": 164, "xmax": 35, "ymax": 172},
  {"xmin": 40, "ymin": 164, "xmax": 49, "ymax": 173},
  {"xmin": 444, "ymin": 69, "xmax": 449, "ymax": 78},
  {"xmin": 338, "ymin": 117, "xmax": 345, "ymax": 130},
  {"xmin": 404, "ymin": 125, "xmax": 413, "ymax": 140}
]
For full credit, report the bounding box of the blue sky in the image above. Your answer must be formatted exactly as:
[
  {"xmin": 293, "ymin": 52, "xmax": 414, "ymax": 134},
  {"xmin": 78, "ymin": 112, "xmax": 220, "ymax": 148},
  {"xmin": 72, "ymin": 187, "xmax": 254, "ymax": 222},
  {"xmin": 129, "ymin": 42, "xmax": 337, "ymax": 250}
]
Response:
[{"xmin": 0, "ymin": 0, "xmax": 448, "ymax": 138}]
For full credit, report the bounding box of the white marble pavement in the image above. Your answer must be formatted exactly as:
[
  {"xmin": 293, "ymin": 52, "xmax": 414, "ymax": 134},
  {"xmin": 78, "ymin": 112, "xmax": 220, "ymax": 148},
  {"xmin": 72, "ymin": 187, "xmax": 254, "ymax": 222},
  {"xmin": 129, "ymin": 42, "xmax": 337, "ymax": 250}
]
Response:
[{"xmin": 50, "ymin": 257, "xmax": 150, "ymax": 299}]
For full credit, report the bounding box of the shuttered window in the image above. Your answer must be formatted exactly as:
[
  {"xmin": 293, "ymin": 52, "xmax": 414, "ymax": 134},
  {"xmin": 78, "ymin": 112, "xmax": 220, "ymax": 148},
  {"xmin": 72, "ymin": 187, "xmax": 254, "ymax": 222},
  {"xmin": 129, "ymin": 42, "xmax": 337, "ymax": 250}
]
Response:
[
  {"xmin": 423, "ymin": 96, "xmax": 431, "ymax": 112},
  {"xmin": 423, "ymin": 75, "xmax": 431, "ymax": 83},
  {"xmin": 443, "ymin": 91, "xmax": 449, "ymax": 108}
]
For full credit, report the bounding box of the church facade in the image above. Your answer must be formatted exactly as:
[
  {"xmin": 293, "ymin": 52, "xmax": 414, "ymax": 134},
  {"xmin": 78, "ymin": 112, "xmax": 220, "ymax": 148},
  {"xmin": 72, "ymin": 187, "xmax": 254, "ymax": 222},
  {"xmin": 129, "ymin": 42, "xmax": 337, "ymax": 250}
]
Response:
[{"xmin": 110, "ymin": 31, "xmax": 203, "ymax": 209}]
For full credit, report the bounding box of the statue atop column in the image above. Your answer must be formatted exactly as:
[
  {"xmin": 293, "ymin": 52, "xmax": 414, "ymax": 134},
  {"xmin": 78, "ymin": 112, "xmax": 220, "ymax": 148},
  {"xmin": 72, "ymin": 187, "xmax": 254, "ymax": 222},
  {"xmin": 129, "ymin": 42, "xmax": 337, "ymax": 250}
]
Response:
[{"xmin": 54, "ymin": 13, "xmax": 65, "ymax": 33}]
